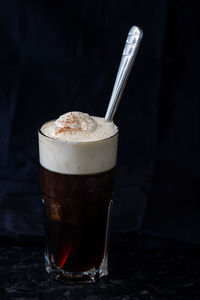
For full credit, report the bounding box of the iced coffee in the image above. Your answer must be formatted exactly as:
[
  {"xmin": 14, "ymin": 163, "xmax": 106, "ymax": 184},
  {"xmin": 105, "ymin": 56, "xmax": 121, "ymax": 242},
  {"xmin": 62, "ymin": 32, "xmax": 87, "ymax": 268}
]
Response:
[{"xmin": 38, "ymin": 112, "xmax": 118, "ymax": 283}]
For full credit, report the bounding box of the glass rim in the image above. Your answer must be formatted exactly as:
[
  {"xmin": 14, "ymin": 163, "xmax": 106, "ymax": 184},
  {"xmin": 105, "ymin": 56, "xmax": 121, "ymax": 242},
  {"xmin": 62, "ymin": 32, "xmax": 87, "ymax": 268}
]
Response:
[{"xmin": 38, "ymin": 120, "xmax": 119, "ymax": 145}]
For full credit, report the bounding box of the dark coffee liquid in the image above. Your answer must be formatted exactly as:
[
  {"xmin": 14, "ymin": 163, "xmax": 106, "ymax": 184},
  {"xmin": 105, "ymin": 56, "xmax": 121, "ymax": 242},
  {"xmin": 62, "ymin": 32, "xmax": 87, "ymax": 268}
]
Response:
[{"xmin": 40, "ymin": 165, "xmax": 115, "ymax": 272}]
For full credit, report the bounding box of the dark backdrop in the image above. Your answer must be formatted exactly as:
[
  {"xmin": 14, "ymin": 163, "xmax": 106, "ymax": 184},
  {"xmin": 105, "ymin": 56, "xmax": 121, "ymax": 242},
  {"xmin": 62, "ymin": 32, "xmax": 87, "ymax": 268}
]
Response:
[{"xmin": 0, "ymin": 0, "xmax": 199, "ymax": 249}]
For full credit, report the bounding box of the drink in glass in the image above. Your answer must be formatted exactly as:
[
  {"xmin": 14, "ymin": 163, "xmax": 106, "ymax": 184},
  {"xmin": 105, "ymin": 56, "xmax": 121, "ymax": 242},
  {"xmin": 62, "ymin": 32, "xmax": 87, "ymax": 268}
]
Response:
[{"xmin": 38, "ymin": 112, "xmax": 118, "ymax": 283}]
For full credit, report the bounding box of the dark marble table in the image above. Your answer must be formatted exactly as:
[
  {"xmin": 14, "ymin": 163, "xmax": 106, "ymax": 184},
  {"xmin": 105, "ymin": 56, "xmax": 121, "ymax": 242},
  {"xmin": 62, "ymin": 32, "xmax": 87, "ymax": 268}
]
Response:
[{"xmin": 0, "ymin": 241, "xmax": 200, "ymax": 300}]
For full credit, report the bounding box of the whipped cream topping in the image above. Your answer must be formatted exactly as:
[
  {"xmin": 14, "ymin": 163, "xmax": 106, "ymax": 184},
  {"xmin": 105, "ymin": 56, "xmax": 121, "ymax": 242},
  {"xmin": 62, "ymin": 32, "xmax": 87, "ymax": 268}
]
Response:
[
  {"xmin": 41, "ymin": 111, "xmax": 118, "ymax": 142},
  {"xmin": 55, "ymin": 112, "xmax": 97, "ymax": 133}
]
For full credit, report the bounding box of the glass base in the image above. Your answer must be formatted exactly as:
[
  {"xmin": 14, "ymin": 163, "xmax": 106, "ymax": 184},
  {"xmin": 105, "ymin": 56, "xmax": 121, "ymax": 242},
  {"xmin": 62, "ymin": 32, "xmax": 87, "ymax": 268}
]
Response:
[{"xmin": 45, "ymin": 256, "xmax": 108, "ymax": 284}]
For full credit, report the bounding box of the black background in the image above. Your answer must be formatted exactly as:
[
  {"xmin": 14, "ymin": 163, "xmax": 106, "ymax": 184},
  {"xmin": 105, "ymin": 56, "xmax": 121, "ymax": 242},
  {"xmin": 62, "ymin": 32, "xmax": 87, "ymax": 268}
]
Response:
[{"xmin": 0, "ymin": 0, "xmax": 199, "ymax": 249}]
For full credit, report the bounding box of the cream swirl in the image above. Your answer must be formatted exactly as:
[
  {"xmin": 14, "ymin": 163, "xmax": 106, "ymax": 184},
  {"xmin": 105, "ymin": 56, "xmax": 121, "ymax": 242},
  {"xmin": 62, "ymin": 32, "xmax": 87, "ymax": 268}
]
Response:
[
  {"xmin": 41, "ymin": 111, "xmax": 118, "ymax": 142},
  {"xmin": 55, "ymin": 111, "xmax": 97, "ymax": 133}
]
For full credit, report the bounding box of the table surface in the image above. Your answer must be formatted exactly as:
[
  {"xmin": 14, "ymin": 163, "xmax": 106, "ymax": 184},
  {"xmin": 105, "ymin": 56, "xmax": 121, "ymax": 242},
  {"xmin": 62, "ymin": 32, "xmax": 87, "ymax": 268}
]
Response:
[{"xmin": 0, "ymin": 242, "xmax": 200, "ymax": 300}]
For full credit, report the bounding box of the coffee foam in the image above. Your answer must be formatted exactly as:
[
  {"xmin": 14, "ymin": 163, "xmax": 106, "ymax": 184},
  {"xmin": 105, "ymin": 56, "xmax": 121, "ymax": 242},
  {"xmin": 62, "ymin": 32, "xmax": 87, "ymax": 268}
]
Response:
[
  {"xmin": 41, "ymin": 111, "xmax": 118, "ymax": 142},
  {"xmin": 39, "ymin": 112, "xmax": 118, "ymax": 175}
]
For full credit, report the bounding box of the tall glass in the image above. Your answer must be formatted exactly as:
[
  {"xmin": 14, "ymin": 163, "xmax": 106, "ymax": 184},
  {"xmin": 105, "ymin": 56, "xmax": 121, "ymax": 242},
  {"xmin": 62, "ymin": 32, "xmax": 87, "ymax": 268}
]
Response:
[{"xmin": 38, "ymin": 122, "xmax": 118, "ymax": 283}]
